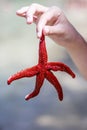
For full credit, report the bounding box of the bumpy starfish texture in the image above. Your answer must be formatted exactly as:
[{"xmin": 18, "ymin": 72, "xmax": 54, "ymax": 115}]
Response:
[{"xmin": 7, "ymin": 34, "xmax": 75, "ymax": 101}]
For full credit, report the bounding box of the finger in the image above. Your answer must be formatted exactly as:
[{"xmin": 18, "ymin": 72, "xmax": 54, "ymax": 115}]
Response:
[
  {"xmin": 36, "ymin": 6, "xmax": 61, "ymax": 38},
  {"xmin": 26, "ymin": 5, "xmax": 37, "ymax": 24},
  {"xmin": 26, "ymin": 3, "xmax": 48, "ymax": 24},
  {"xmin": 43, "ymin": 24, "xmax": 65, "ymax": 36},
  {"xmin": 16, "ymin": 6, "xmax": 38, "ymax": 24}
]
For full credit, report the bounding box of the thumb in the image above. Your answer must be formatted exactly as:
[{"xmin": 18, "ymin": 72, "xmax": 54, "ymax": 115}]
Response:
[{"xmin": 43, "ymin": 25, "xmax": 64, "ymax": 36}]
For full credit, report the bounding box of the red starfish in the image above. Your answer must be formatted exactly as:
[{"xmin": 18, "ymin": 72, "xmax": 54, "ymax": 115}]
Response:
[{"xmin": 7, "ymin": 34, "xmax": 75, "ymax": 101}]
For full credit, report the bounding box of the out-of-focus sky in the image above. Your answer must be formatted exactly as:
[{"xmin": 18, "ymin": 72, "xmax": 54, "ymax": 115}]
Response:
[{"xmin": 0, "ymin": 0, "xmax": 87, "ymax": 130}]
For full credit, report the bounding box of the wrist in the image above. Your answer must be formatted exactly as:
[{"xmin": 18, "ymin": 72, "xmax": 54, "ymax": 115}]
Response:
[{"xmin": 65, "ymin": 31, "xmax": 86, "ymax": 51}]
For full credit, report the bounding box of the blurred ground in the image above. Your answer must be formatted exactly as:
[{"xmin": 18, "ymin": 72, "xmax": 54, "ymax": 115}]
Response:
[{"xmin": 0, "ymin": 0, "xmax": 87, "ymax": 130}]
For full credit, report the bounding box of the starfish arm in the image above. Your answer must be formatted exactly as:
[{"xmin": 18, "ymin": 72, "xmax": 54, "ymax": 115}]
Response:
[
  {"xmin": 7, "ymin": 65, "xmax": 39, "ymax": 85},
  {"xmin": 46, "ymin": 62, "xmax": 62, "ymax": 71},
  {"xmin": 38, "ymin": 34, "xmax": 48, "ymax": 65},
  {"xmin": 46, "ymin": 62, "xmax": 75, "ymax": 78},
  {"xmin": 45, "ymin": 71, "xmax": 63, "ymax": 101},
  {"xmin": 25, "ymin": 72, "xmax": 45, "ymax": 100}
]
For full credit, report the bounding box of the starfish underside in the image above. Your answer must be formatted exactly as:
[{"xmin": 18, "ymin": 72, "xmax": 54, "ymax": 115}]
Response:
[{"xmin": 7, "ymin": 34, "xmax": 75, "ymax": 101}]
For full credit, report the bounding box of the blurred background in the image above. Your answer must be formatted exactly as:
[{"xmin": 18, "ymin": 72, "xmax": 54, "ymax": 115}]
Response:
[{"xmin": 0, "ymin": 0, "xmax": 87, "ymax": 130}]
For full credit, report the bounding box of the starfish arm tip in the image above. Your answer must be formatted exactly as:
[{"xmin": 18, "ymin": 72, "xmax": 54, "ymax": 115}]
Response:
[
  {"xmin": 72, "ymin": 73, "xmax": 76, "ymax": 78},
  {"xmin": 59, "ymin": 96, "xmax": 63, "ymax": 101},
  {"xmin": 25, "ymin": 94, "xmax": 30, "ymax": 101},
  {"xmin": 7, "ymin": 78, "xmax": 11, "ymax": 85}
]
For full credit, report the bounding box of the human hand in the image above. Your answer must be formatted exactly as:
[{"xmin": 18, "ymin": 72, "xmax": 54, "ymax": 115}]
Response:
[{"xmin": 16, "ymin": 3, "xmax": 78, "ymax": 46}]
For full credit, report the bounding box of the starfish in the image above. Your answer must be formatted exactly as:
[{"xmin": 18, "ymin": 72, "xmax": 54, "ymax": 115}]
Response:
[{"xmin": 7, "ymin": 34, "xmax": 75, "ymax": 101}]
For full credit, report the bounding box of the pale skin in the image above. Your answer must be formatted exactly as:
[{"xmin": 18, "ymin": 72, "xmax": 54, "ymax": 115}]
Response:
[{"xmin": 16, "ymin": 3, "xmax": 87, "ymax": 80}]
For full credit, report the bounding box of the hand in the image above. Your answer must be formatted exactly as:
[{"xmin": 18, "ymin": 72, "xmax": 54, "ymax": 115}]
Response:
[
  {"xmin": 16, "ymin": 3, "xmax": 77, "ymax": 46},
  {"xmin": 16, "ymin": 4, "xmax": 48, "ymax": 38}
]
